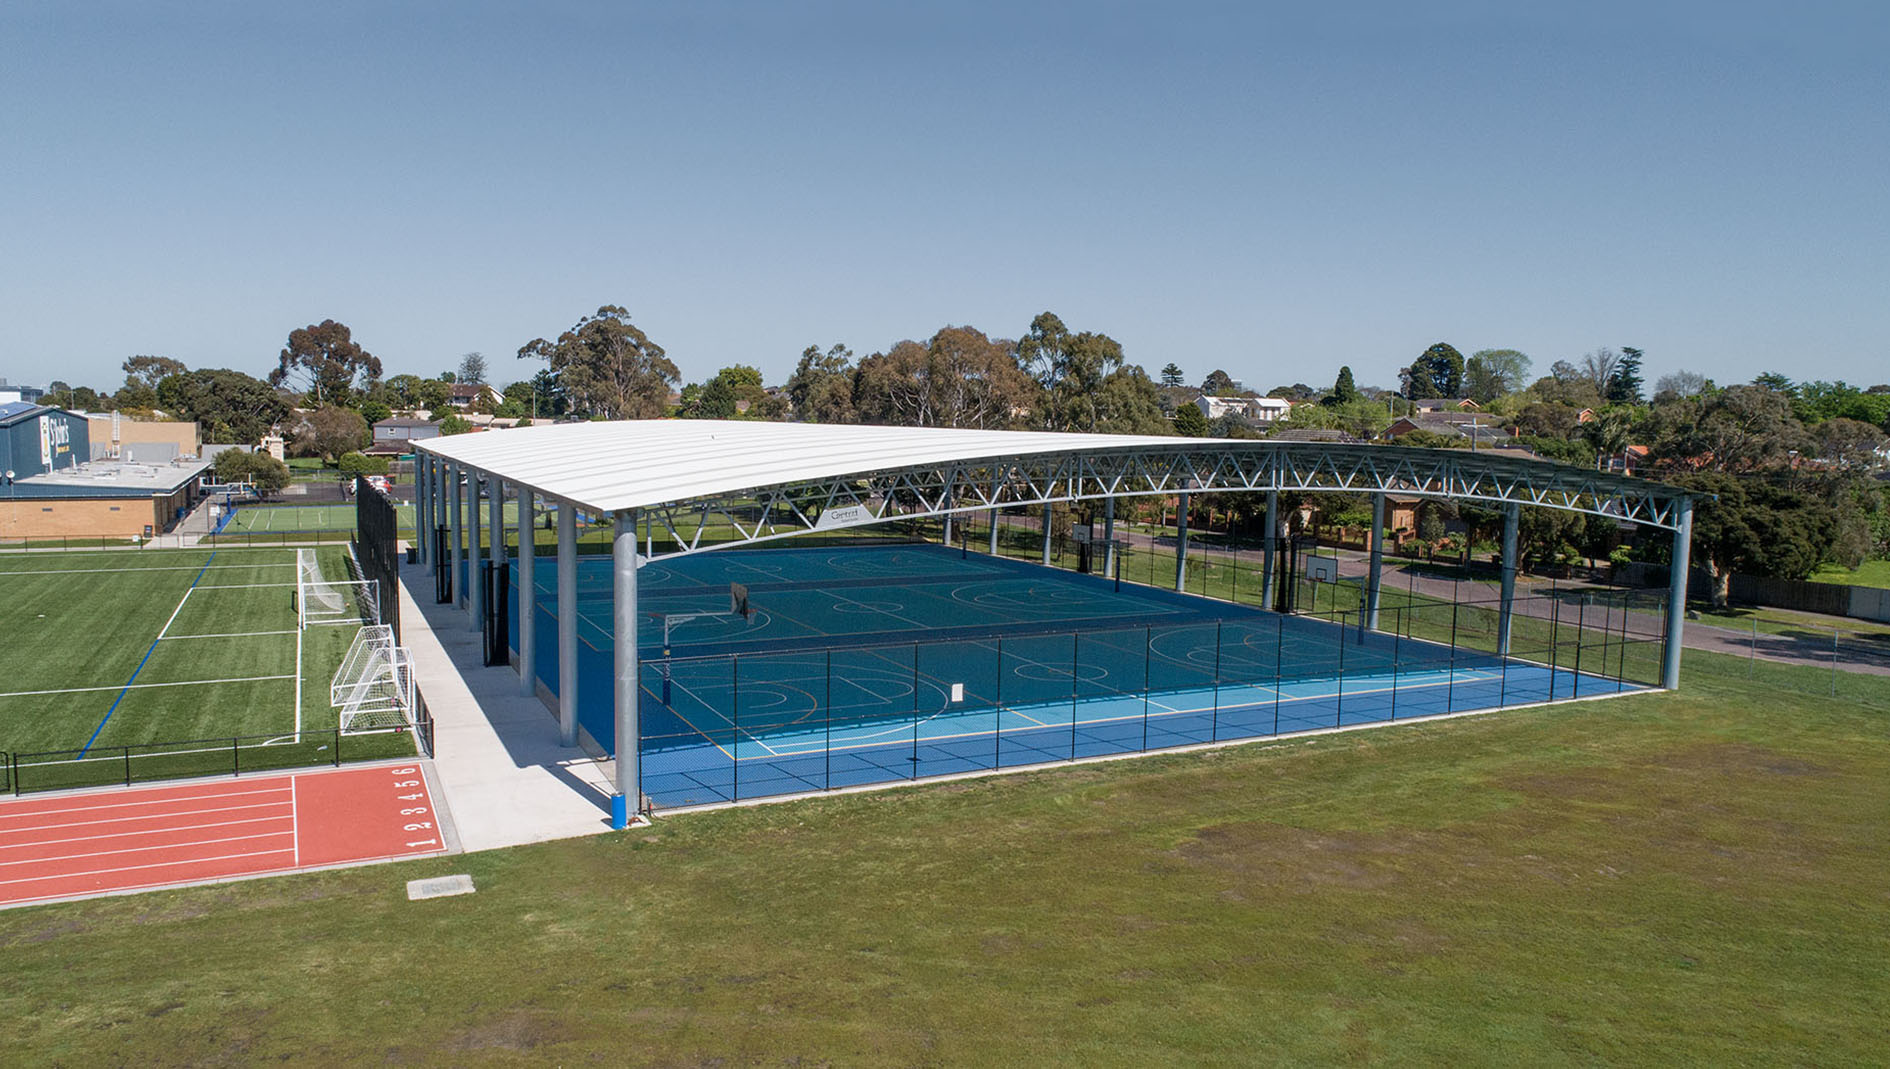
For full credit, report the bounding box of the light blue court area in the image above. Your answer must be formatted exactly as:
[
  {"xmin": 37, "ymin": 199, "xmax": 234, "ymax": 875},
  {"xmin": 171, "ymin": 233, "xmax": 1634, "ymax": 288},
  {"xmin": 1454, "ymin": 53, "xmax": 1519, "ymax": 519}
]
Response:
[{"xmin": 495, "ymin": 543, "xmax": 1646, "ymax": 809}]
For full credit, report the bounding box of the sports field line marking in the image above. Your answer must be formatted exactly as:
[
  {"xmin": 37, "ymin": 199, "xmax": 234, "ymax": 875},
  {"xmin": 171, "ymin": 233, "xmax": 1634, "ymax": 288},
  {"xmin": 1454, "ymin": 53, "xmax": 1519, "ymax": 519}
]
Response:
[
  {"xmin": 0, "ymin": 786, "xmax": 290, "ymax": 820},
  {"xmin": 195, "ymin": 582, "xmax": 299, "ymax": 590},
  {"xmin": 0, "ymin": 674, "xmax": 296, "ymax": 698},
  {"xmin": 0, "ymin": 564, "xmax": 293, "ymax": 577},
  {"xmin": 1, "ymin": 816, "xmax": 293, "ymax": 858},
  {"xmin": 79, "ymin": 551, "xmax": 219, "ymax": 755},
  {"xmin": 159, "ymin": 629, "xmax": 299, "ymax": 641},
  {"xmin": 0, "ymin": 830, "xmax": 294, "ymax": 873},
  {"xmin": 0, "ymin": 845, "xmax": 298, "ymax": 890}
]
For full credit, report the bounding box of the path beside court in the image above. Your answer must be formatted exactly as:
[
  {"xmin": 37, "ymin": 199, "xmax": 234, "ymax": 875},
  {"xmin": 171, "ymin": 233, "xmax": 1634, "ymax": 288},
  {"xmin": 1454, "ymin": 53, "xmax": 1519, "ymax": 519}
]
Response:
[{"xmin": 396, "ymin": 558, "xmax": 619, "ymax": 852}]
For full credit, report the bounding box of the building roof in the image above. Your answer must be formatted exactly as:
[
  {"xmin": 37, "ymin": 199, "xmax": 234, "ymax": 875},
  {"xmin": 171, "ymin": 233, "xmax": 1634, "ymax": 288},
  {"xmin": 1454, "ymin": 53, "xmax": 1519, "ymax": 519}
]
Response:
[
  {"xmin": 0, "ymin": 401, "xmax": 52, "ymax": 426},
  {"xmin": 375, "ymin": 417, "xmax": 438, "ymax": 429},
  {"xmin": 420, "ymin": 420, "xmax": 1192, "ymax": 513},
  {"xmin": 7, "ymin": 456, "xmax": 212, "ymax": 498}
]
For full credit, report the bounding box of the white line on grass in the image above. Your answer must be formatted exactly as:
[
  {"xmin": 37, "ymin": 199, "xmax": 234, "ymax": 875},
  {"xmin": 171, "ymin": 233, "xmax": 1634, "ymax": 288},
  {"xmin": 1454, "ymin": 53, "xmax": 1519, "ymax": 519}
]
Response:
[
  {"xmin": 0, "ymin": 675, "xmax": 297, "ymax": 698},
  {"xmin": 0, "ymin": 564, "xmax": 294, "ymax": 577},
  {"xmin": 195, "ymin": 582, "xmax": 300, "ymax": 590},
  {"xmin": 159, "ymin": 630, "xmax": 300, "ymax": 641},
  {"xmin": 293, "ymin": 613, "xmax": 303, "ymax": 736}
]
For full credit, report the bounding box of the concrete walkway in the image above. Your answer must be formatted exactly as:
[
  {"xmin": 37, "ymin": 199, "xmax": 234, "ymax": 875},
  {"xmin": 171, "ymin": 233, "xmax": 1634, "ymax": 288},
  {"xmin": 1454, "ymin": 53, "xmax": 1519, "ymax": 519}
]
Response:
[{"xmin": 396, "ymin": 557, "xmax": 619, "ymax": 852}]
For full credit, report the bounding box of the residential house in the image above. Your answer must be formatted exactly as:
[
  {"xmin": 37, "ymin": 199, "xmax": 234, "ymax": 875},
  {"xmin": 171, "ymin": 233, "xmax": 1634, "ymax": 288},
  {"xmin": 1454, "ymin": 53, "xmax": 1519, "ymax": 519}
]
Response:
[
  {"xmin": 368, "ymin": 417, "xmax": 441, "ymax": 456},
  {"xmin": 1408, "ymin": 398, "xmax": 1482, "ymax": 413},
  {"xmin": 446, "ymin": 383, "xmax": 502, "ymax": 410},
  {"xmin": 1194, "ymin": 395, "xmax": 1293, "ymax": 424}
]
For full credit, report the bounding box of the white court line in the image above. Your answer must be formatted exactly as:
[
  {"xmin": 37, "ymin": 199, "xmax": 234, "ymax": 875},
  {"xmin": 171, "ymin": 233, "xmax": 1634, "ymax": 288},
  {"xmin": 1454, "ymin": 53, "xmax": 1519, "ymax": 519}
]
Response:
[
  {"xmin": 0, "ymin": 674, "xmax": 296, "ymax": 698},
  {"xmin": 0, "ymin": 786, "xmax": 290, "ymax": 820},
  {"xmin": 0, "ymin": 816, "xmax": 293, "ymax": 858},
  {"xmin": 159, "ymin": 630, "xmax": 300, "ymax": 641},
  {"xmin": 0, "ymin": 800, "xmax": 292, "ymax": 835},
  {"xmin": 154, "ymin": 585, "xmax": 195, "ymax": 641},
  {"xmin": 0, "ymin": 845, "xmax": 297, "ymax": 889},
  {"xmin": 1, "ymin": 830, "xmax": 295, "ymax": 871}
]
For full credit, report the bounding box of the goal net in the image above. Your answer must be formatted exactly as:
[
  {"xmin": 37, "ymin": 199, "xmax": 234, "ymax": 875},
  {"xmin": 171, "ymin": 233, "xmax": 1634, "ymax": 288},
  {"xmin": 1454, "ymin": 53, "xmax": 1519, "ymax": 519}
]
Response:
[
  {"xmin": 331, "ymin": 624, "xmax": 415, "ymax": 733},
  {"xmin": 298, "ymin": 550, "xmax": 380, "ymax": 628}
]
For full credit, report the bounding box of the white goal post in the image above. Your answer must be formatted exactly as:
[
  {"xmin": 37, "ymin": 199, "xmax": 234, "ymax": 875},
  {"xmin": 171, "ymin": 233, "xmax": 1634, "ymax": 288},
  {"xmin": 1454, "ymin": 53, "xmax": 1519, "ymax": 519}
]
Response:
[
  {"xmin": 297, "ymin": 549, "xmax": 380, "ymax": 629},
  {"xmin": 331, "ymin": 624, "xmax": 415, "ymax": 733}
]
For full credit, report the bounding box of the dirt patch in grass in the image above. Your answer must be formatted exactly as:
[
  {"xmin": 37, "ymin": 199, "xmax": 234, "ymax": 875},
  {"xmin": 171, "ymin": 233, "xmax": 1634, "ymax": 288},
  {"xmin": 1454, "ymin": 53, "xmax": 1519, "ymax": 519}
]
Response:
[
  {"xmin": 1173, "ymin": 822, "xmax": 1426, "ymax": 892},
  {"xmin": 442, "ymin": 1010, "xmax": 564, "ymax": 1053}
]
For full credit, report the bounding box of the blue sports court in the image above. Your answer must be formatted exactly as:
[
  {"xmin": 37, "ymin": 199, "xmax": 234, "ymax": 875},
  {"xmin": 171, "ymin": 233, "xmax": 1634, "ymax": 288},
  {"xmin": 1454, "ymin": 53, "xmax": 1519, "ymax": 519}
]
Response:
[{"xmin": 498, "ymin": 542, "xmax": 1647, "ymax": 809}]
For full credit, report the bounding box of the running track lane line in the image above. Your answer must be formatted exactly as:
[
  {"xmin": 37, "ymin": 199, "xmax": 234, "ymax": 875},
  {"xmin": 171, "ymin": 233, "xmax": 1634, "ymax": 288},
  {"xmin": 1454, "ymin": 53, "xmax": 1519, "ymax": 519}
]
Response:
[
  {"xmin": 80, "ymin": 550, "xmax": 219, "ymax": 754},
  {"xmin": 0, "ymin": 765, "xmax": 448, "ymax": 907}
]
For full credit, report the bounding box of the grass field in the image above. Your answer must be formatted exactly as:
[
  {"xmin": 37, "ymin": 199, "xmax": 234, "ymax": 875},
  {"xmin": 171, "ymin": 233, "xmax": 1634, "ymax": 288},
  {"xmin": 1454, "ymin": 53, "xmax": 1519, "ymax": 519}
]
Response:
[
  {"xmin": 1811, "ymin": 559, "xmax": 1890, "ymax": 589},
  {"xmin": 0, "ymin": 546, "xmax": 415, "ymax": 786},
  {"xmin": 221, "ymin": 502, "xmax": 418, "ymax": 534},
  {"xmin": 0, "ymin": 646, "xmax": 1884, "ymax": 1063}
]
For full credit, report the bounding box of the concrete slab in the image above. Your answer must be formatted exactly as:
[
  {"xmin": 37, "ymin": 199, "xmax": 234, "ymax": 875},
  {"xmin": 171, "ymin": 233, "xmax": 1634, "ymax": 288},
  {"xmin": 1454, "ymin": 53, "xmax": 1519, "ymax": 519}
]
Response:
[{"xmin": 396, "ymin": 558, "xmax": 617, "ymax": 852}]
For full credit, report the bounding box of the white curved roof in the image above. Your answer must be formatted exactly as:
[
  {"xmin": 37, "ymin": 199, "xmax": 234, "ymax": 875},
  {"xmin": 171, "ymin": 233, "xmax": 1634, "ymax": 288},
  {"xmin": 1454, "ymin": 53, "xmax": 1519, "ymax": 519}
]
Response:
[{"xmin": 416, "ymin": 420, "xmax": 1188, "ymax": 513}]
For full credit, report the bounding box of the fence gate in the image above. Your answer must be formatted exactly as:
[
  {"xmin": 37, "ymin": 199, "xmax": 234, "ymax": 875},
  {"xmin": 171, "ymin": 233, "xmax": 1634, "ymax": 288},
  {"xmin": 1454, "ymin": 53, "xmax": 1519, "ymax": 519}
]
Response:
[{"xmin": 482, "ymin": 560, "xmax": 510, "ymax": 667}]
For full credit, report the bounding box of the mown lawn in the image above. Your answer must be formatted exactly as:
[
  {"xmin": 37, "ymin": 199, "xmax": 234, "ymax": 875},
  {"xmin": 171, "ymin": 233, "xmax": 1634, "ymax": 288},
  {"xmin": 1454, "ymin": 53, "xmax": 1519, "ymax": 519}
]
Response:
[
  {"xmin": 1, "ymin": 648, "xmax": 1886, "ymax": 1064},
  {"xmin": 1811, "ymin": 559, "xmax": 1890, "ymax": 589}
]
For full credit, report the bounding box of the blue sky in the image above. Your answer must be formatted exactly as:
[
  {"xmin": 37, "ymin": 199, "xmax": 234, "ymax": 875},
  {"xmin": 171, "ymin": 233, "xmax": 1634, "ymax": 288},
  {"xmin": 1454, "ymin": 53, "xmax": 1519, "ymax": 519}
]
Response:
[{"xmin": 2, "ymin": 2, "xmax": 1885, "ymax": 396}]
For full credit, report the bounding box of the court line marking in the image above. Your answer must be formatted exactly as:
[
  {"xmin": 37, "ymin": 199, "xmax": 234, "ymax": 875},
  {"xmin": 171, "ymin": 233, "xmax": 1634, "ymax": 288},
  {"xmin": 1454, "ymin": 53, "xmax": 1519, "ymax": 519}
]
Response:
[{"xmin": 0, "ymin": 674, "xmax": 296, "ymax": 698}]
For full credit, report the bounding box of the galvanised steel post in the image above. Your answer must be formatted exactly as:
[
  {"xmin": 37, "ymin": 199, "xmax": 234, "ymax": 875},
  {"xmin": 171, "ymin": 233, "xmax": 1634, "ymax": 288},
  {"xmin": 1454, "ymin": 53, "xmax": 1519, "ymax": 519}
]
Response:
[
  {"xmin": 518, "ymin": 488, "xmax": 537, "ymax": 698},
  {"xmin": 557, "ymin": 502, "xmax": 579, "ymax": 747},
  {"xmin": 1662, "ymin": 496, "xmax": 1693, "ymax": 689},
  {"xmin": 613, "ymin": 508, "xmax": 641, "ymax": 821},
  {"xmin": 1498, "ymin": 502, "xmax": 1520, "ymax": 656}
]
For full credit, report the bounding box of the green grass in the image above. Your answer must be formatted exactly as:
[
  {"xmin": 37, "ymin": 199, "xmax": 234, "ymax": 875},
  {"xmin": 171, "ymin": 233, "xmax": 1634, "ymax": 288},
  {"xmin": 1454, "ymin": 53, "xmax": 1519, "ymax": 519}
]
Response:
[
  {"xmin": 221, "ymin": 502, "xmax": 418, "ymax": 534},
  {"xmin": 1810, "ymin": 559, "xmax": 1890, "ymax": 589},
  {"xmin": 1, "ymin": 647, "xmax": 1885, "ymax": 1063},
  {"xmin": 0, "ymin": 546, "xmax": 415, "ymax": 785}
]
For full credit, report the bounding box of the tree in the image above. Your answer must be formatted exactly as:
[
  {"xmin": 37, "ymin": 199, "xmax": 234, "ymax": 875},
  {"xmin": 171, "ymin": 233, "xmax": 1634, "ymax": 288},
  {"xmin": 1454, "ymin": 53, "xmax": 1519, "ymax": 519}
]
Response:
[
  {"xmin": 1653, "ymin": 370, "xmax": 1709, "ymax": 399},
  {"xmin": 682, "ymin": 365, "xmax": 767, "ymax": 419},
  {"xmin": 213, "ymin": 448, "xmax": 291, "ymax": 497},
  {"xmin": 437, "ymin": 413, "xmax": 474, "ymax": 435},
  {"xmin": 853, "ymin": 327, "xmax": 1034, "ymax": 429},
  {"xmin": 1752, "ymin": 371, "xmax": 1796, "ymax": 395},
  {"xmin": 1400, "ymin": 343, "xmax": 1465, "ymax": 399},
  {"xmin": 294, "ymin": 406, "xmax": 370, "ymax": 462},
  {"xmin": 359, "ymin": 398, "xmax": 391, "ymax": 426},
  {"xmin": 1811, "ymin": 418, "xmax": 1888, "ymax": 472},
  {"xmin": 1606, "ymin": 347, "xmax": 1645, "ymax": 405},
  {"xmin": 123, "ymin": 355, "xmax": 185, "ymax": 391},
  {"xmin": 1579, "ymin": 348, "xmax": 1622, "ymax": 396},
  {"xmin": 156, "ymin": 369, "xmax": 290, "ymax": 443},
  {"xmin": 1676, "ymin": 472, "xmax": 1842, "ymax": 607},
  {"xmin": 457, "ymin": 352, "xmax": 487, "ymax": 386},
  {"xmin": 1160, "ymin": 363, "xmax": 1185, "ymax": 388},
  {"xmin": 785, "ymin": 343, "xmax": 856, "ymax": 424},
  {"xmin": 1022, "ymin": 312, "xmax": 1162, "ymax": 433},
  {"xmin": 1171, "ymin": 402, "xmax": 1210, "ymax": 437},
  {"xmin": 269, "ymin": 320, "xmax": 382, "ymax": 407},
  {"xmin": 1328, "ymin": 366, "xmax": 1360, "ymax": 406},
  {"xmin": 1200, "ymin": 369, "xmax": 1236, "ymax": 395},
  {"xmin": 517, "ymin": 306, "xmax": 677, "ymax": 419},
  {"xmin": 1646, "ymin": 385, "xmax": 1806, "ymax": 473},
  {"xmin": 1463, "ymin": 349, "xmax": 1532, "ymax": 404},
  {"xmin": 337, "ymin": 451, "xmax": 390, "ymax": 478}
]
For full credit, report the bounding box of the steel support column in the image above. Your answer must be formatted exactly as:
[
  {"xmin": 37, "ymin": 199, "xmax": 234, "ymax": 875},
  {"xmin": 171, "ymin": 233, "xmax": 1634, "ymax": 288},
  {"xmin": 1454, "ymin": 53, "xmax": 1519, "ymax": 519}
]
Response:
[
  {"xmin": 1662, "ymin": 496, "xmax": 1693, "ymax": 689},
  {"xmin": 1367, "ymin": 492, "xmax": 1385, "ymax": 631},
  {"xmin": 612, "ymin": 508, "xmax": 641, "ymax": 820},
  {"xmin": 467, "ymin": 473, "xmax": 484, "ymax": 630},
  {"xmin": 1175, "ymin": 492, "xmax": 1189, "ymax": 591},
  {"xmin": 557, "ymin": 502, "xmax": 579, "ymax": 747},
  {"xmin": 988, "ymin": 507, "xmax": 999, "ymax": 554},
  {"xmin": 1041, "ymin": 503, "xmax": 1052, "ymax": 565},
  {"xmin": 414, "ymin": 457, "xmax": 428, "ymax": 566},
  {"xmin": 1103, "ymin": 496, "xmax": 1115, "ymax": 577},
  {"xmin": 448, "ymin": 462, "xmax": 464, "ymax": 609},
  {"xmin": 1261, "ymin": 490, "xmax": 1278, "ymax": 611},
  {"xmin": 1498, "ymin": 502, "xmax": 1519, "ymax": 656},
  {"xmin": 943, "ymin": 513, "xmax": 953, "ymax": 546},
  {"xmin": 518, "ymin": 489, "xmax": 537, "ymax": 697}
]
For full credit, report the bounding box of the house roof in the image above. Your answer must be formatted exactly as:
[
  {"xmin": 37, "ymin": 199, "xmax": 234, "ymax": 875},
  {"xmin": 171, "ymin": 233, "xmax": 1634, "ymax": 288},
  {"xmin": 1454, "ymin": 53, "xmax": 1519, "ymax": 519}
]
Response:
[
  {"xmin": 0, "ymin": 402, "xmax": 52, "ymax": 427},
  {"xmin": 374, "ymin": 417, "xmax": 438, "ymax": 429}
]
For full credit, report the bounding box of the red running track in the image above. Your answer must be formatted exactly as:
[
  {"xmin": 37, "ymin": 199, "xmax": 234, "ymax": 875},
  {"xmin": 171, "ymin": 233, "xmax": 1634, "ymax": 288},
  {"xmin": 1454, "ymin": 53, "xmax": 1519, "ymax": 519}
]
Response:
[{"xmin": 0, "ymin": 764, "xmax": 448, "ymax": 908}]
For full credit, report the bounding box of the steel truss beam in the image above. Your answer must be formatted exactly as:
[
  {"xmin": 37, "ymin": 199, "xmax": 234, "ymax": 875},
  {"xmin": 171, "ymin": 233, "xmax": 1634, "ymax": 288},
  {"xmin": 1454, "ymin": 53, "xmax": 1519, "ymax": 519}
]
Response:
[{"xmin": 634, "ymin": 442, "xmax": 1688, "ymax": 557}]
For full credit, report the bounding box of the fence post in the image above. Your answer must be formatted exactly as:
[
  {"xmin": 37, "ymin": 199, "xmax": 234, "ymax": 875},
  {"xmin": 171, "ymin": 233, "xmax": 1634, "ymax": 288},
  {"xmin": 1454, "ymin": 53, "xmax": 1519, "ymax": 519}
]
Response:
[
  {"xmin": 233, "ymin": 736, "xmax": 240, "ymax": 777},
  {"xmin": 334, "ymin": 727, "xmax": 341, "ymax": 766},
  {"xmin": 124, "ymin": 747, "xmax": 133, "ymax": 787}
]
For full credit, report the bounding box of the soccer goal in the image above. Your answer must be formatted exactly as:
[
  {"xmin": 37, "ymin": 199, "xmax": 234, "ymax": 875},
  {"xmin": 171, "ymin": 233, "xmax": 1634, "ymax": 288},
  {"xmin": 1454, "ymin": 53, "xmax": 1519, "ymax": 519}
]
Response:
[
  {"xmin": 330, "ymin": 624, "xmax": 415, "ymax": 733},
  {"xmin": 297, "ymin": 548, "xmax": 380, "ymax": 629}
]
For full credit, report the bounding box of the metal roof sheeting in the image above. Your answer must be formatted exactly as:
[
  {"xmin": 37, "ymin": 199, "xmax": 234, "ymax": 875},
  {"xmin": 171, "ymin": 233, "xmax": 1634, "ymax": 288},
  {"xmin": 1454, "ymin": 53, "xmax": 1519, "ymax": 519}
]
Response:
[{"xmin": 416, "ymin": 420, "xmax": 1189, "ymax": 512}]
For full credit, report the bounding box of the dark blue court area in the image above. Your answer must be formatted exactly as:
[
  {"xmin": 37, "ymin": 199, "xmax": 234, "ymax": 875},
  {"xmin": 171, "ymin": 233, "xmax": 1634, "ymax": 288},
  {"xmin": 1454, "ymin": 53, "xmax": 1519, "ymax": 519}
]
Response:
[{"xmin": 499, "ymin": 542, "xmax": 1644, "ymax": 809}]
